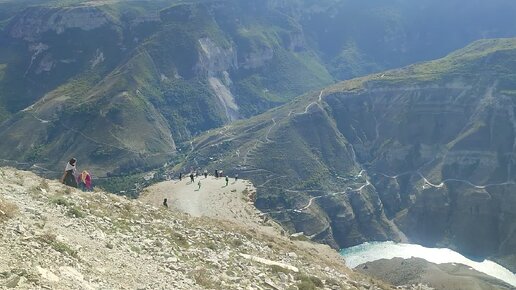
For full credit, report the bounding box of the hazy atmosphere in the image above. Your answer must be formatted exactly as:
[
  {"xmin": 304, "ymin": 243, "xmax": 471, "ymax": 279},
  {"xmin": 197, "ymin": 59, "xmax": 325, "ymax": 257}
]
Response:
[{"xmin": 1, "ymin": 1, "xmax": 516, "ymax": 289}]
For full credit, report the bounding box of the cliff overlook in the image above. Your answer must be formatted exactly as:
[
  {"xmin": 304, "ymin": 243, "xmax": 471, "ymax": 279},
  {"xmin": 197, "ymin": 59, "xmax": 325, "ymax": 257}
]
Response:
[{"xmin": 182, "ymin": 38, "xmax": 516, "ymax": 272}]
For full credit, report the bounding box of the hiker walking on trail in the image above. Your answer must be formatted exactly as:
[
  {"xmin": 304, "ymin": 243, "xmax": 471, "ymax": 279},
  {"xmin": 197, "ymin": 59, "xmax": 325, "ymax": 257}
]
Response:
[
  {"xmin": 225, "ymin": 176, "xmax": 229, "ymax": 186},
  {"xmin": 204, "ymin": 170, "xmax": 208, "ymax": 178},
  {"xmin": 215, "ymin": 169, "xmax": 218, "ymax": 178},
  {"xmin": 235, "ymin": 173, "xmax": 239, "ymax": 182},
  {"xmin": 61, "ymin": 158, "xmax": 78, "ymax": 188},
  {"xmin": 197, "ymin": 180, "xmax": 201, "ymax": 190},
  {"xmin": 190, "ymin": 173, "xmax": 195, "ymax": 183},
  {"xmin": 179, "ymin": 172, "xmax": 182, "ymax": 181}
]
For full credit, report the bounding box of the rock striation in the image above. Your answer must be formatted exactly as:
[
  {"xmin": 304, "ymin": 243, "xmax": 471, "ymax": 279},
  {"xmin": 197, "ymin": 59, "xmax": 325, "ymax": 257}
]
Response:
[{"xmin": 183, "ymin": 38, "xmax": 516, "ymax": 272}]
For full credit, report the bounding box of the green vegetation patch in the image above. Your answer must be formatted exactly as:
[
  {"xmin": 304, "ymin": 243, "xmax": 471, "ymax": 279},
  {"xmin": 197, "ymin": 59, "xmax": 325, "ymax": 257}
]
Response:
[
  {"xmin": 50, "ymin": 196, "xmax": 72, "ymax": 207},
  {"xmin": 66, "ymin": 206, "xmax": 86, "ymax": 218},
  {"xmin": 38, "ymin": 232, "xmax": 78, "ymax": 258}
]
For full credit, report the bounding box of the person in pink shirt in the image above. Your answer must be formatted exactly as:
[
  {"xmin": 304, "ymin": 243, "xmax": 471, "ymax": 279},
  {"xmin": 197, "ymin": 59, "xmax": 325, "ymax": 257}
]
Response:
[{"xmin": 78, "ymin": 170, "xmax": 92, "ymax": 191}]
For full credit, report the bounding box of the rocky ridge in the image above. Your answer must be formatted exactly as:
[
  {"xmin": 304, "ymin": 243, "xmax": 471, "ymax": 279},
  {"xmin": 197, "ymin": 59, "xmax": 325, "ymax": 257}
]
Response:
[
  {"xmin": 0, "ymin": 167, "xmax": 432, "ymax": 290},
  {"xmin": 181, "ymin": 38, "xmax": 516, "ymax": 271}
]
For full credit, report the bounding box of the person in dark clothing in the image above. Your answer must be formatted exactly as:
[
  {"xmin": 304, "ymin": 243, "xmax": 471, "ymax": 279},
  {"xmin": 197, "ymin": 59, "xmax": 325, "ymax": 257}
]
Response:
[
  {"xmin": 235, "ymin": 173, "xmax": 239, "ymax": 181},
  {"xmin": 190, "ymin": 173, "xmax": 194, "ymax": 182},
  {"xmin": 163, "ymin": 198, "xmax": 168, "ymax": 208},
  {"xmin": 61, "ymin": 158, "xmax": 78, "ymax": 188},
  {"xmin": 203, "ymin": 170, "xmax": 208, "ymax": 178},
  {"xmin": 179, "ymin": 172, "xmax": 182, "ymax": 181},
  {"xmin": 215, "ymin": 170, "xmax": 218, "ymax": 178}
]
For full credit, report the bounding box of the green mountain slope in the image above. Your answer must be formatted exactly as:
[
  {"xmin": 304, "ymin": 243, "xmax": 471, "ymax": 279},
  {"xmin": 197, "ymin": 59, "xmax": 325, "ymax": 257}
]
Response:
[
  {"xmin": 0, "ymin": 0, "xmax": 334, "ymax": 175},
  {"xmin": 183, "ymin": 38, "xmax": 516, "ymax": 271},
  {"xmin": 2, "ymin": 0, "xmax": 516, "ymax": 176}
]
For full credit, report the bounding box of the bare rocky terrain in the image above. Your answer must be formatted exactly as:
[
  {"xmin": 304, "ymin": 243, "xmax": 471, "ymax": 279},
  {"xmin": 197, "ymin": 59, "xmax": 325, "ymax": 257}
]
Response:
[
  {"xmin": 0, "ymin": 167, "xmax": 433, "ymax": 290},
  {"xmin": 357, "ymin": 258, "xmax": 514, "ymax": 290}
]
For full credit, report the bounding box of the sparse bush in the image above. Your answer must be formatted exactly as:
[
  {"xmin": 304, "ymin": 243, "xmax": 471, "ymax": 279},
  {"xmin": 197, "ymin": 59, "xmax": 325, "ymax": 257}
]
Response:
[
  {"xmin": 39, "ymin": 232, "xmax": 57, "ymax": 244},
  {"xmin": 296, "ymin": 273, "xmax": 323, "ymax": 289},
  {"xmin": 324, "ymin": 277, "xmax": 340, "ymax": 286},
  {"xmin": 39, "ymin": 180, "xmax": 50, "ymax": 190},
  {"xmin": 205, "ymin": 241, "xmax": 217, "ymax": 251},
  {"xmin": 269, "ymin": 264, "xmax": 290, "ymax": 274},
  {"xmin": 309, "ymin": 276, "xmax": 323, "ymax": 287},
  {"xmin": 191, "ymin": 269, "xmax": 219, "ymax": 289},
  {"xmin": 67, "ymin": 207, "xmax": 85, "ymax": 218},
  {"xmin": 130, "ymin": 245, "xmax": 141, "ymax": 253},
  {"xmin": 38, "ymin": 232, "xmax": 78, "ymax": 258},
  {"xmin": 0, "ymin": 198, "xmax": 17, "ymax": 223},
  {"xmin": 230, "ymin": 238, "xmax": 244, "ymax": 248},
  {"xmin": 296, "ymin": 280, "xmax": 316, "ymax": 290},
  {"xmin": 50, "ymin": 196, "xmax": 72, "ymax": 207},
  {"xmin": 170, "ymin": 232, "xmax": 189, "ymax": 248},
  {"xmin": 52, "ymin": 240, "xmax": 78, "ymax": 258}
]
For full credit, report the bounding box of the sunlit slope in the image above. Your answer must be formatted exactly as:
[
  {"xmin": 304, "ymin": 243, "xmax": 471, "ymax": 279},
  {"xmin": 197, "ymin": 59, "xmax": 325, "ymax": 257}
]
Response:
[{"xmin": 185, "ymin": 38, "xmax": 516, "ymax": 271}]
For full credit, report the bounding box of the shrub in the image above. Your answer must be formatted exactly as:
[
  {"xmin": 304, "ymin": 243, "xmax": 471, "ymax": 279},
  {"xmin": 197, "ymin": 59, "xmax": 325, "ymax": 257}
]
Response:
[
  {"xmin": 295, "ymin": 273, "xmax": 323, "ymax": 289},
  {"xmin": 230, "ymin": 238, "xmax": 244, "ymax": 248},
  {"xmin": 50, "ymin": 196, "xmax": 72, "ymax": 207},
  {"xmin": 191, "ymin": 269, "xmax": 219, "ymax": 289},
  {"xmin": 269, "ymin": 264, "xmax": 290, "ymax": 274},
  {"xmin": 0, "ymin": 198, "xmax": 17, "ymax": 223},
  {"xmin": 67, "ymin": 207, "xmax": 86, "ymax": 218},
  {"xmin": 38, "ymin": 232, "xmax": 78, "ymax": 258},
  {"xmin": 296, "ymin": 280, "xmax": 316, "ymax": 290}
]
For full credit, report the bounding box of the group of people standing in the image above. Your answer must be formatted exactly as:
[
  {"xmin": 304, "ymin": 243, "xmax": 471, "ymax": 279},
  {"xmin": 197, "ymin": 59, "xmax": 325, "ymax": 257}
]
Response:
[
  {"xmin": 178, "ymin": 168, "xmax": 239, "ymax": 188},
  {"xmin": 61, "ymin": 158, "xmax": 92, "ymax": 191}
]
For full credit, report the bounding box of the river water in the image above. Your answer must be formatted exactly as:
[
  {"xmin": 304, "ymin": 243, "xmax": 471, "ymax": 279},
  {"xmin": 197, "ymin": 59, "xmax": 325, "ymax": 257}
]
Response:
[{"xmin": 340, "ymin": 241, "xmax": 516, "ymax": 287}]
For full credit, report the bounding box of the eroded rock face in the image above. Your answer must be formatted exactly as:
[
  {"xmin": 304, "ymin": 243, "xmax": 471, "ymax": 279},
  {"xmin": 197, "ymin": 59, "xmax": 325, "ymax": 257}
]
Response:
[
  {"xmin": 195, "ymin": 37, "xmax": 237, "ymax": 76},
  {"xmin": 8, "ymin": 6, "xmax": 112, "ymax": 41},
  {"xmin": 185, "ymin": 39, "xmax": 516, "ymax": 271},
  {"xmin": 322, "ymin": 79, "xmax": 516, "ymax": 270}
]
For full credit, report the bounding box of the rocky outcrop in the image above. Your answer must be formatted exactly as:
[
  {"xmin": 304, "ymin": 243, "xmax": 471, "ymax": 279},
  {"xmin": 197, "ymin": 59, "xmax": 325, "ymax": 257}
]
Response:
[
  {"xmin": 195, "ymin": 37, "xmax": 240, "ymax": 121},
  {"xmin": 184, "ymin": 39, "xmax": 516, "ymax": 271},
  {"xmin": 195, "ymin": 37, "xmax": 237, "ymax": 76},
  {"xmin": 8, "ymin": 6, "xmax": 112, "ymax": 41},
  {"xmin": 0, "ymin": 167, "xmax": 427, "ymax": 290},
  {"xmin": 357, "ymin": 258, "xmax": 513, "ymax": 290}
]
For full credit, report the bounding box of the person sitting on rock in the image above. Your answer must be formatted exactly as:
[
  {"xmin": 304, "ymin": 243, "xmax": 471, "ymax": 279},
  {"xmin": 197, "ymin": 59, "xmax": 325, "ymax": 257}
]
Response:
[
  {"xmin": 163, "ymin": 198, "xmax": 168, "ymax": 208},
  {"xmin": 61, "ymin": 158, "xmax": 78, "ymax": 188}
]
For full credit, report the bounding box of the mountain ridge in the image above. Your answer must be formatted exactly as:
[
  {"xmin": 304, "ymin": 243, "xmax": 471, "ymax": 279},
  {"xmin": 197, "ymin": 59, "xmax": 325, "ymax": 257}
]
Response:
[
  {"xmin": 181, "ymin": 38, "xmax": 516, "ymax": 271},
  {"xmin": 3, "ymin": 1, "xmax": 516, "ymax": 177}
]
